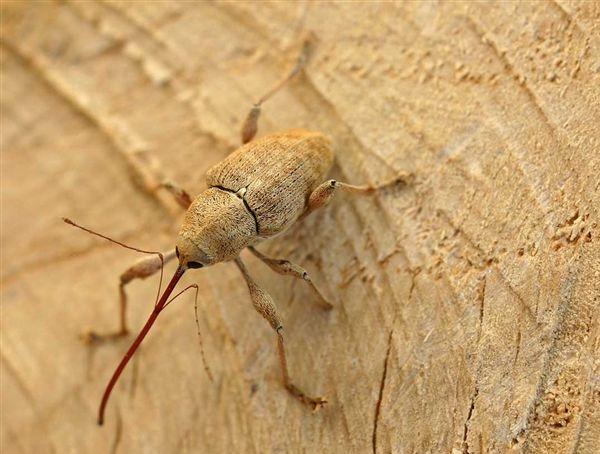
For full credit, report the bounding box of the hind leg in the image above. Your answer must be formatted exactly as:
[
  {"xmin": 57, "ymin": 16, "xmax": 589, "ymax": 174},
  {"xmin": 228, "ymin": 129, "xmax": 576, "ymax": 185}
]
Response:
[
  {"xmin": 240, "ymin": 38, "xmax": 313, "ymax": 144},
  {"xmin": 248, "ymin": 246, "xmax": 332, "ymax": 310},
  {"xmin": 235, "ymin": 257, "xmax": 326, "ymax": 410}
]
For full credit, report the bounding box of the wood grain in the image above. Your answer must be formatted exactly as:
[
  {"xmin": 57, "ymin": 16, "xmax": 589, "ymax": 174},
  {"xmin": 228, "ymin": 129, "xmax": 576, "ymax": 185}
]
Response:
[{"xmin": 1, "ymin": 2, "xmax": 599, "ymax": 453}]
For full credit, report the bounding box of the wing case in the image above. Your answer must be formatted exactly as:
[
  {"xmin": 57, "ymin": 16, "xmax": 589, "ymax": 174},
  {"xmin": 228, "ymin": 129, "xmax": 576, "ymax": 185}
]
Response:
[{"xmin": 206, "ymin": 130, "xmax": 333, "ymax": 236}]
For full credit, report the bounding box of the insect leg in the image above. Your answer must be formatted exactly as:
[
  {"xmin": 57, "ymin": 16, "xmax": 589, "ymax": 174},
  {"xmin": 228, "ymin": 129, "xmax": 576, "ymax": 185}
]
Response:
[
  {"xmin": 240, "ymin": 38, "xmax": 313, "ymax": 144},
  {"xmin": 81, "ymin": 249, "xmax": 177, "ymax": 344},
  {"xmin": 158, "ymin": 181, "xmax": 193, "ymax": 209},
  {"xmin": 235, "ymin": 257, "xmax": 327, "ymax": 411},
  {"xmin": 303, "ymin": 173, "xmax": 413, "ymax": 218},
  {"xmin": 247, "ymin": 246, "xmax": 332, "ymax": 310},
  {"xmin": 121, "ymin": 148, "xmax": 192, "ymax": 209}
]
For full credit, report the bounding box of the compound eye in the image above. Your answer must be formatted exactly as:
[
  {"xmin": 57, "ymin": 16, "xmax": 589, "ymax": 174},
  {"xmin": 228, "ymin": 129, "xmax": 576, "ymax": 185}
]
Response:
[{"xmin": 187, "ymin": 261, "xmax": 203, "ymax": 269}]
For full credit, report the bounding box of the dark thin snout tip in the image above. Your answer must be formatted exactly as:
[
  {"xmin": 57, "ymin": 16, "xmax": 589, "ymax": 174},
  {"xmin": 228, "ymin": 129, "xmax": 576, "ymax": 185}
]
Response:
[{"xmin": 97, "ymin": 417, "xmax": 104, "ymax": 426}]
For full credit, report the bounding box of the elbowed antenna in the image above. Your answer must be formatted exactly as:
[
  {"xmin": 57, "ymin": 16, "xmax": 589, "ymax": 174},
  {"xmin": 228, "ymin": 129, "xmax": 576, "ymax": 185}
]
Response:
[{"xmin": 97, "ymin": 265, "xmax": 186, "ymax": 425}]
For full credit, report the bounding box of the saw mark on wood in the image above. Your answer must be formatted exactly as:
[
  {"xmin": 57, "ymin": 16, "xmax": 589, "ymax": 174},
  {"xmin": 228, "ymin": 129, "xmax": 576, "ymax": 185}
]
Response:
[
  {"xmin": 3, "ymin": 3, "xmax": 598, "ymax": 452},
  {"xmin": 548, "ymin": 0, "xmax": 585, "ymax": 36},
  {"xmin": 68, "ymin": 0, "xmax": 230, "ymax": 141},
  {"xmin": 333, "ymin": 202, "xmax": 402, "ymax": 334},
  {"xmin": 292, "ymin": 70, "xmax": 401, "ymax": 176},
  {"xmin": 0, "ymin": 222, "xmax": 162, "ymax": 288},
  {"xmin": 338, "ymin": 401, "xmax": 352, "ymax": 438},
  {"xmin": 64, "ymin": 1, "xmax": 174, "ymax": 80},
  {"xmin": 209, "ymin": 2, "xmax": 278, "ymax": 46},
  {"xmin": 80, "ymin": 1, "xmax": 176, "ymax": 54},
  {"xmin": 519, "ymin": 271, "xmax": 575, "ymax": 448},
  {"xmin": 0, "ymin": 351, "xmax": 36, "ymax": 407},
  {"xmin": 463, "ymin": 16, "xmax": 563, "ymax": 143},
  {"xmin": 569, "ymin": 333, "xmax": 597, "ymax": 454},
  {"xmin": 492, "ymin": 267, "xmax": 537, "ymax": 324},
  {"xmin": 0, "ymin": 40, "xmax": 174, "ymax": 215},
  {"xmin": 437, "ymin": 209, "xmax": 488, "ymax": 263}
]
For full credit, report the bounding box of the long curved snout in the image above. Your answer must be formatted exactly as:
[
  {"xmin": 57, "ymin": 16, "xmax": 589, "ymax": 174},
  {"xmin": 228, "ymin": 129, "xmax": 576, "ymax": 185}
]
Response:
[{"xmin": 97, "ymin": 265, "xmax": 186, "ymax": 425}]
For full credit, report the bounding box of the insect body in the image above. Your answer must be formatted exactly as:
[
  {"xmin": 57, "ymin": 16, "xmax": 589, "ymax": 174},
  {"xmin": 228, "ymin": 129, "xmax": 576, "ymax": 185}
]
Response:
[
  {"xmin": 65, "ymin": 40, "xmax": 410, "ymax": 426},
  {"xmin": 179, "ymin": 130, "xmax": 332, "ymax": 265}
]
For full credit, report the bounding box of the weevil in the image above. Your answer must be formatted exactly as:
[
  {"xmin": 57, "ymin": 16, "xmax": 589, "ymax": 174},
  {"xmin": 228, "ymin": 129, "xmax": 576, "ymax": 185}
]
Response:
[{"xmin": 65, "ymin": 39, "xmax": 411, "ymax": 425}]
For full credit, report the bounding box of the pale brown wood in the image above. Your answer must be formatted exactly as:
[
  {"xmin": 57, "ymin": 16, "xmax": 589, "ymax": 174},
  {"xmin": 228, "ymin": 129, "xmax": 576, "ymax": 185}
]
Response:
[{"xmin": 1, "ymin": 2, "xmax": 599, "ymax": 453}]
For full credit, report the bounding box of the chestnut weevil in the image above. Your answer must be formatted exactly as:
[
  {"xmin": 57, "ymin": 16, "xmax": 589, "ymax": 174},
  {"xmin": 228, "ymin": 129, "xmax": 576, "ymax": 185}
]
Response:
[{"xmin": 64, "ymin": 39, "xmax": 411, "ymax": 425}]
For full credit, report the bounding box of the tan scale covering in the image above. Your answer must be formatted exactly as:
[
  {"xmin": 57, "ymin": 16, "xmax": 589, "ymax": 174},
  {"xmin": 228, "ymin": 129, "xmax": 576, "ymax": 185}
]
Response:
[
  {"xmin": 2, "ymin": 2, "xmax": 599, "ymax": 453},
  {"xmin": 206, "ymin": 130, "xmax": 334, "ymax": 236},
  {"xmin": 179, "ymin": 188, "xmax": 257, "ymax": 264}
]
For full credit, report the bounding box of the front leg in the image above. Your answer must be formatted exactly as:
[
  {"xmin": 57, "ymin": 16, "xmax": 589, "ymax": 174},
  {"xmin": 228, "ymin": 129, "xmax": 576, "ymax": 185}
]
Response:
[
  {"xmin": 81, "ymin": 249, "xmax": 177, "ymax": 344},
  {"xmin": 235, "ymin": 257, "xmax": 326, "ymax": 411},
  {"xmin": 248, "ymin": 246, "xmax": 332, "ymax": 310}
]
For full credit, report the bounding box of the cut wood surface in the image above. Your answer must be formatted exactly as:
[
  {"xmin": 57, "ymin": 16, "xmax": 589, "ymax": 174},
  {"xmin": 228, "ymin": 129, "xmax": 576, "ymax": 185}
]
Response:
[{"xmin": 1, "ymin": 2, "xmax": 599, "ymax": 453}]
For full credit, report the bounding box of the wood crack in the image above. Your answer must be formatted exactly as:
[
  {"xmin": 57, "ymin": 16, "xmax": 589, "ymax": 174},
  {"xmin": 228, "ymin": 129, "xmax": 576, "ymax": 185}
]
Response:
[
  {"xmin": 462, "ymin": 386, "xmax": 479, "ymax": 453},
  {"xmin": 477, "ymin": 275, "xmax": 486, "ymax": 343},
  {"xmin": 110, "ymin": 408, "xmax": 123, "ymax": 454},
  {"xmin": 372, "ymin": 328, "xmax": 394, "ymax": 454}
]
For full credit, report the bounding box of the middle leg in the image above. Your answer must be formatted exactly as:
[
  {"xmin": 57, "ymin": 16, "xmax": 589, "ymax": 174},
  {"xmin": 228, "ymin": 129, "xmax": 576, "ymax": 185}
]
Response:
[
  {"xmin": 247, "ymin": 246, "xmax": 332, "ymax": 310},
  {"xmin": 158, "ymin": 181, "xmax": 193, "ymax": 209},
  {"xmin": 302, "ymin": 173, "xmax": 413, "ymax": 219}
]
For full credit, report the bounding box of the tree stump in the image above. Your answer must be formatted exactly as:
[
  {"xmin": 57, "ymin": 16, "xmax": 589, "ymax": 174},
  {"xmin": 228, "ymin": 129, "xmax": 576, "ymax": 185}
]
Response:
[{"xmin": 1, "ymin": 2, "xmax": 598, "ymax": 453}]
